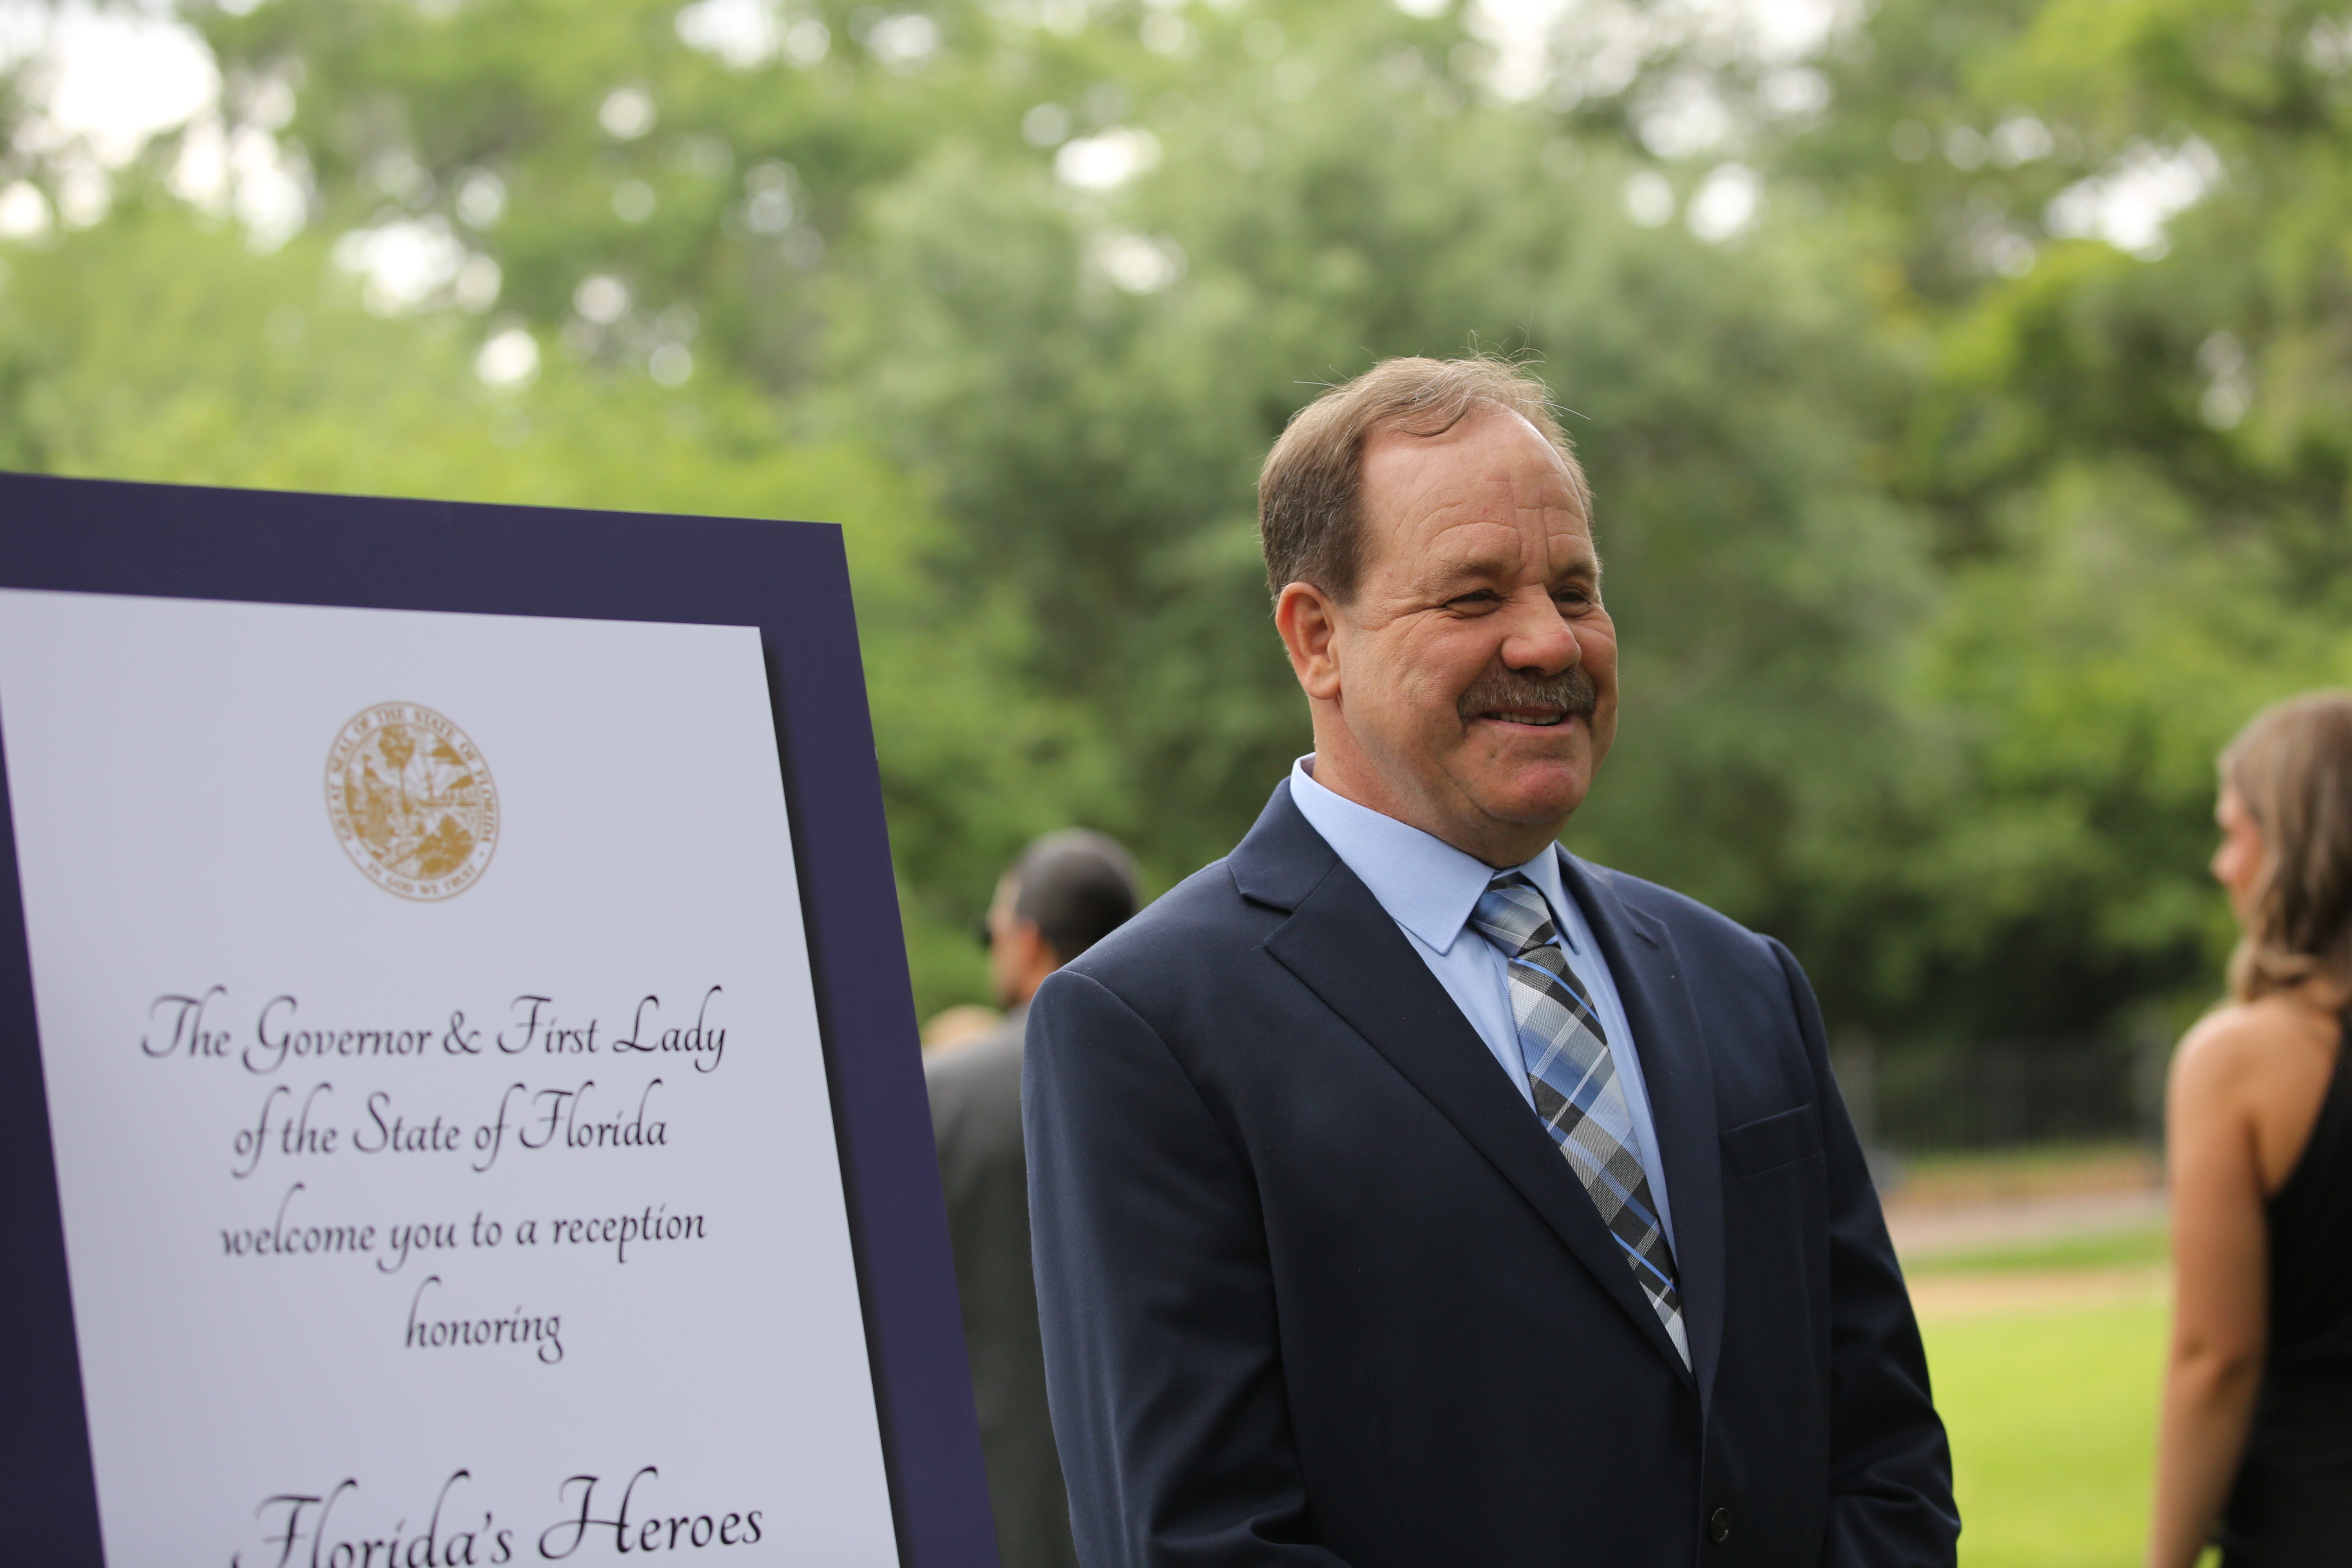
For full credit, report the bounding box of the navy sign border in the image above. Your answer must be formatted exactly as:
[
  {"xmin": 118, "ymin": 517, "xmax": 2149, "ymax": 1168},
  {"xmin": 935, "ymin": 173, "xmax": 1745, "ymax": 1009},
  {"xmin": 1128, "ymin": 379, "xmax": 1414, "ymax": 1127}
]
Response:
[{"xmin": 0, "ymin": 471, "xmax": 997, "ymax": 1568}]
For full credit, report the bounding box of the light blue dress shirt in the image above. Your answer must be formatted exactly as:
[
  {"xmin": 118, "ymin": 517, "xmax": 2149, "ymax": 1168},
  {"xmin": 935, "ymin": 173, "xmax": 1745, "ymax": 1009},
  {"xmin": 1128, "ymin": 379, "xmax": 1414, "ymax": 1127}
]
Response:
[{"xmin": 1287, "ymin": 756, "xmax": 1675, "ymax": 1251}]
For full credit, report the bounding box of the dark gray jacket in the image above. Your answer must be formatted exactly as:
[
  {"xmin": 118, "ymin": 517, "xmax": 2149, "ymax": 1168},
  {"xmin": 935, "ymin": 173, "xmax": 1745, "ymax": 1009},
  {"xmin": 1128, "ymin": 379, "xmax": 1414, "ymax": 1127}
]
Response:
[{"xmin": 927, "ymin": 1007, "xmax": 1080, "ymax": 1568}]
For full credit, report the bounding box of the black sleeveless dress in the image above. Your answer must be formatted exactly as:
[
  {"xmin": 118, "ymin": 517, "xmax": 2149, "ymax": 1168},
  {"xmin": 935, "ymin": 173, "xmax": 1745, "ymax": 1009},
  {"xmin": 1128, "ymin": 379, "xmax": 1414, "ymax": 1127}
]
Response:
[{"xmin": 2219, "ymin": 1014, "xmax": 2352, "ymax": 1566}]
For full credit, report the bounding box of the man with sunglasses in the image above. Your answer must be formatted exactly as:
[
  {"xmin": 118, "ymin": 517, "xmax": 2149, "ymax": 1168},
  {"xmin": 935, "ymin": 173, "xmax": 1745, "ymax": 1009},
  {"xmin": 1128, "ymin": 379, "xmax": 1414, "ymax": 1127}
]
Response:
[{"xmin": 928, "ymin": 829, "xmax": 1143, "ymax": 1568}]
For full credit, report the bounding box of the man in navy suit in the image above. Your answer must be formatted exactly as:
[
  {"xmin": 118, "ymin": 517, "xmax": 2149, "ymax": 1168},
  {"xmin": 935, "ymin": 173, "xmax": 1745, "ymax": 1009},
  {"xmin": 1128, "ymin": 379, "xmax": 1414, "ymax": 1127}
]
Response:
[{"xmin": 1025, "ymin": 357, "xmax": 1957, "ymax": 1566}]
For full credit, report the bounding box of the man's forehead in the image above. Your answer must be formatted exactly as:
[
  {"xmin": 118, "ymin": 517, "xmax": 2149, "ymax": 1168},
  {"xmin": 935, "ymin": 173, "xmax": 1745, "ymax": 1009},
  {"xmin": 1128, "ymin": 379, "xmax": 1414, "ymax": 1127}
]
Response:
[
  {"xmin": 1361, "ymin": 408, "xmax": 1588, "ymax": 525},
  {"xmin": 1399, "ymin": 517, "xmax": 1597, "ymax": 594},
  {"xmin": 1418, "ymin": 511, "xmax": 1594, "ymax": 560}
]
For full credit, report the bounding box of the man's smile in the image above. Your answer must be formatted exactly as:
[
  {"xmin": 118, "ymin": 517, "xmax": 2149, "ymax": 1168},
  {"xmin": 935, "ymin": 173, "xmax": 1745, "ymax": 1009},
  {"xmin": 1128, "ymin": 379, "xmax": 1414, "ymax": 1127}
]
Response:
[
  {"xmin": 1455, "ymin": 662, "xmax": 1598, "ymax": 739},
  {"xmin": 1473, "ymin": 704, "xmax": 1572, "ymax": 729}
]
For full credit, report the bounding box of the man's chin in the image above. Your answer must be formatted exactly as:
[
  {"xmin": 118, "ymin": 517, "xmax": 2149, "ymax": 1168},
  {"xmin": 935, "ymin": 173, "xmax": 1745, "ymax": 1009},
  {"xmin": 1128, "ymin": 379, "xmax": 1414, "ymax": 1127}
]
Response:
[
  {"xmin": 1455, "ymin": 757, "xmax": 1591, "ymax": 832},
  {"xmin": 1462, "ymin": 711, "xmax": 1601, "ymax": 751}
]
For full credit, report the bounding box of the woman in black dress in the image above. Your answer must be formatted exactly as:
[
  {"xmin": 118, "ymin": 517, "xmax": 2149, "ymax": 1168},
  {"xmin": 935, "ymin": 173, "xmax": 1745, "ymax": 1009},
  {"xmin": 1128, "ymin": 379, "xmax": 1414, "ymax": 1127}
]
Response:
[{"xmin": 2151, "ymin": 692, "xmax": 2352, "ymax": 1567}]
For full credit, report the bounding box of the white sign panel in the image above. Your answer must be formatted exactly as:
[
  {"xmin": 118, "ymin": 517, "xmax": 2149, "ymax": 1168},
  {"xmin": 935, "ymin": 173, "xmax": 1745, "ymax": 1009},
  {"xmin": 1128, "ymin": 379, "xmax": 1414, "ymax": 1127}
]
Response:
[{"xmin": 0, "ymin": 589, "xmax": 900, "ymax": 1566}]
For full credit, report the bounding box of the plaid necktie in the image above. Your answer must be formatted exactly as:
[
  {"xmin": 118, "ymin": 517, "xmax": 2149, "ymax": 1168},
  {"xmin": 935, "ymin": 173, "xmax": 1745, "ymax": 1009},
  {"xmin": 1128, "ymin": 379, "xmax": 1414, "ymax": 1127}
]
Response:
[{"xmin": 1470, "ymin": 872, "xmax": 1688, "ymax": 1366}]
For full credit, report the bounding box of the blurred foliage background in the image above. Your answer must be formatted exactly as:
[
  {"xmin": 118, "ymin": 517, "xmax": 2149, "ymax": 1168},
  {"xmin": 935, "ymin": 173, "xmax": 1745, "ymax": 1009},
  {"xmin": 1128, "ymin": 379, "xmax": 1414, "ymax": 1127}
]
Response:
[{"xmin": 5, "ymin": 0, "xmax": 2352, "ymax": 1055}]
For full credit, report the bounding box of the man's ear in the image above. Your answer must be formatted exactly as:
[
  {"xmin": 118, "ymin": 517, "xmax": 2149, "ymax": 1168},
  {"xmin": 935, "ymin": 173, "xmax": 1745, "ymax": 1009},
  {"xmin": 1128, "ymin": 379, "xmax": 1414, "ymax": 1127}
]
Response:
[{"xmin": 1274, "ymin": 581, "xmax": 1344, "ymax": 703}]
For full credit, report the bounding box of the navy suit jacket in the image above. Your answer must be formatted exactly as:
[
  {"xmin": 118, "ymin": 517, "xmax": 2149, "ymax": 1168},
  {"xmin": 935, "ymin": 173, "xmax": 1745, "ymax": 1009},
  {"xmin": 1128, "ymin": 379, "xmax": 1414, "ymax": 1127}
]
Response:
[{"xmin": 1025, "ymin": 782, "xmax": 1956, "ymax": 1567}]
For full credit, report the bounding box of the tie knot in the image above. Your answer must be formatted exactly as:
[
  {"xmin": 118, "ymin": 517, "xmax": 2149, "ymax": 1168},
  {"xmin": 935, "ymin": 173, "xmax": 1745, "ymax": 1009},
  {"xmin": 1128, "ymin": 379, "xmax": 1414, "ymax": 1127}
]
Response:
[{"xmin": 1470, "ymin": 873, "xmax": 1558, "ymax": 959}]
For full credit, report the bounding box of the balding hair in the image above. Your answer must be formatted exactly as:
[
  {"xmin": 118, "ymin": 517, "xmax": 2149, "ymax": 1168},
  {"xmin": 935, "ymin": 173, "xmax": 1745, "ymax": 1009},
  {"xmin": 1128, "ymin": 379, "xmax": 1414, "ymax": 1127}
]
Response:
[{"xmin": 1257, "ymin": 356, "xmax": 1592, "ymax": 604}]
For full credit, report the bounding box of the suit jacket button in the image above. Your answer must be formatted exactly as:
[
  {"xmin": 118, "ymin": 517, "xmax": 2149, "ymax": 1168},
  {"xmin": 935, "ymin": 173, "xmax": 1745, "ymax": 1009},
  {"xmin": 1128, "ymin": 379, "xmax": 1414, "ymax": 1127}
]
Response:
[{"xmin": 1708, "ymin": 1507, "xmax": 1733, "ymax": 1545}]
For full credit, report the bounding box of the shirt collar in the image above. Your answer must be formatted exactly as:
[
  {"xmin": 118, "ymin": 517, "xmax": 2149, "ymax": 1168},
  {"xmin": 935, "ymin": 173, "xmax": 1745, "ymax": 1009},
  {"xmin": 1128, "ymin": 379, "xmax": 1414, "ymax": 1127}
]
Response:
[{"xmin": 1287, "ymin": 755, "xmax": 1577, "ymax": 957}]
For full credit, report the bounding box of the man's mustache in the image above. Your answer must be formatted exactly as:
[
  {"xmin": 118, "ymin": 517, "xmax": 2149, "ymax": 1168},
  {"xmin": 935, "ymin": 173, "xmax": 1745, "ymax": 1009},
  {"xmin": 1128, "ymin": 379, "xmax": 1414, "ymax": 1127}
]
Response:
[{"xmin": 1457, "ymin": 665, "xmax": 1599, "ymax": 724}]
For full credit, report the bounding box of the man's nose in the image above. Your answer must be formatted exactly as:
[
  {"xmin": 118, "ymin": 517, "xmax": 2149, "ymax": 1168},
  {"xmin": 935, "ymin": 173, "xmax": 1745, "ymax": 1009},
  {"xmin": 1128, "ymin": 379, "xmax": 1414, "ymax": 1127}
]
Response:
[{"xmin": 1498, "ymin": 594, "xmax": 1580, "ymax": 674}]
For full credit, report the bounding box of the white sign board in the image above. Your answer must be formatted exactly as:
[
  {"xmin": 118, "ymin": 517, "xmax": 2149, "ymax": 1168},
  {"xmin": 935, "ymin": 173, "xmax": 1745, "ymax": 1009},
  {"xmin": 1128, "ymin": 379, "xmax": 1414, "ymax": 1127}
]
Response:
[{"xmin": 0, "ymin": 589, "xmax": 902, "ymax": 1566}]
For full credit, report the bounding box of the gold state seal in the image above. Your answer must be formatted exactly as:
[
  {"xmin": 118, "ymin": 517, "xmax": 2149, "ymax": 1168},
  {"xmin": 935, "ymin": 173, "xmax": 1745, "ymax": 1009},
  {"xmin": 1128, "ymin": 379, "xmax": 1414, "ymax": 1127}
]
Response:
[{"xmin": 325, "ymin": 703, "xmax": 499, "ymax": 900}]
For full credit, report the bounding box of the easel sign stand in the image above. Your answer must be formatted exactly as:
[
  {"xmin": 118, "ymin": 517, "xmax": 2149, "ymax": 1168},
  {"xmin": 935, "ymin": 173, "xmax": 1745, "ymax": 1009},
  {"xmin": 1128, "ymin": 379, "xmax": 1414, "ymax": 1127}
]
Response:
[{"xmin": 0, "ymin": 474, "xmax": 998, "ymax": 1568}]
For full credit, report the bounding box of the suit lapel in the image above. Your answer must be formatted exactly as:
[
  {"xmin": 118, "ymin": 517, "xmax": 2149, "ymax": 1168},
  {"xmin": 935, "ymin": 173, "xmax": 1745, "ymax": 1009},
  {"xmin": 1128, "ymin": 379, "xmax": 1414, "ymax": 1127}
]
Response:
[
  {"xmin": 1255, "ymin": 829, "xmax": 1696, "ymax": 1388},
  {"xmin": 1557, "ymin": 850, "xmax": 1727, "ymax": 1410}
]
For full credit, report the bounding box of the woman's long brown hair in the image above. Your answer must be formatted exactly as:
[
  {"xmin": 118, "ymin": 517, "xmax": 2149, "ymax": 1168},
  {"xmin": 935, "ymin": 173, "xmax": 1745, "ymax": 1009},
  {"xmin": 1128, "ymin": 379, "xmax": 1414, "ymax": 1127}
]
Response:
[{"xmin": 2221, "ymin": 691, "xmax": 2352, "ymax": 1008}]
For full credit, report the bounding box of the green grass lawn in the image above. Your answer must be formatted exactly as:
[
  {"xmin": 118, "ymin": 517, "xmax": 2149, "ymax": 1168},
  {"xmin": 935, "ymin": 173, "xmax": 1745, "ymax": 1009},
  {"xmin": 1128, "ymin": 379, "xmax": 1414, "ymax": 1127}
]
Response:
[
  {"xmin": 1921, "ymin": 1292, "xmax": 2168, "ymax": 1568},
  {"xmin": 1924, "ymin": 1225, "xmax": 2170, "ymax": 1276}
]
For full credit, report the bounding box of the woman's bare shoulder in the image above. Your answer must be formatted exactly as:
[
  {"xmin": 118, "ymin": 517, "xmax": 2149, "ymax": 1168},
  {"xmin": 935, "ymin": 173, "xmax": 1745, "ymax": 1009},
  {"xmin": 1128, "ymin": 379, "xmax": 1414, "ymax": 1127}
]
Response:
[
  {"xmin": 2175, "ymin": 998, "xmax": 2341, "ymax": 1184},
  {"xmin": 2183, "ymin": 996, "xmax": 2332, "ymax": 1056},
  {"xmin": 2176, "ymin": 998, "xmax": 2334, "ymax": 1098}
]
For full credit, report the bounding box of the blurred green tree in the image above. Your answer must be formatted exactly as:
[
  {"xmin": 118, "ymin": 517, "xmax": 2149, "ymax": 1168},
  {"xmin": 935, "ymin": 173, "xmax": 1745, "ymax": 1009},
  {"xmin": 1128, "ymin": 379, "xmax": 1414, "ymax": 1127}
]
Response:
[{"xmin": 6, "ymin": 0, "xmax": 2349, "ymax": 1053}]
